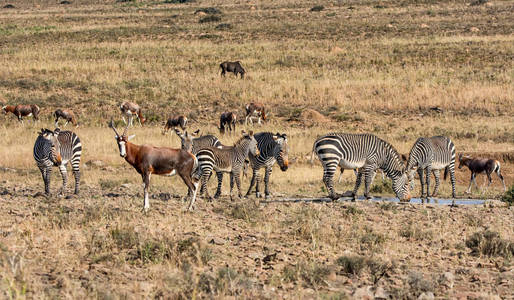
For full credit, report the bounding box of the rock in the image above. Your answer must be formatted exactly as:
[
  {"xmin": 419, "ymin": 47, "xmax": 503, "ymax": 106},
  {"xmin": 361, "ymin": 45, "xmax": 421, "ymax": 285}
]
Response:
[
  {"xmin": 470, "ymin": 27, "xmax": 480, "ymax": 32},
  {"xmin": 353, "ymin": 286, "xmax": 374, "ymax": 299},
  {"xmin": 330, "ymin": 46, "xmax": 344, "ymax": 53},
  {"xmin": 208, "ymin": 237, "xmax": 225, "ymax": 245},
  {"xmin": 196, "ymin": 11, "xmax": 207, "ymax": 17},
  {"xmin": 418, "ymin": 292, "xmax": 435, "ymax": 300},
  {"xmin": 299, "ymin": 109, "xmax": 329, "ymax": 125},
  {"xmin": 120, "ymin": 183, "xmax": 131, "ymax": 189},
  {"xmin": 421, "ymin": 23, "xmax": 430, "ymax": 28},
  {"xmin": 438, "ymin": 272, "xmax": 454, "ymax": 289},
  {"xmin": 3, "ymin": 4, "xmax": 15, "ymax": 9},
  {"xmin": 374, "ymin": 286, "xmax": 388, "ymax": 299}
]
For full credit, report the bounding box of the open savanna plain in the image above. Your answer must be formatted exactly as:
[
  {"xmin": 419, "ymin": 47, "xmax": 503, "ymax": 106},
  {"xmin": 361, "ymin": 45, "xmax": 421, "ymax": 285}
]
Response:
[{"xmin": 0, "ymin": 0, "xmax": 513, "ymax": 298}]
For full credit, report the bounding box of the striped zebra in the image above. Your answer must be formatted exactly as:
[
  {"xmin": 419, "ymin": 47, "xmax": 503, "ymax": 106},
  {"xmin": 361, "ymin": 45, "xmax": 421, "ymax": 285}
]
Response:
[
  {"xmin": 175, "ymin": 129, "xmax": 223, "ymax": 155},
  {"xmin": 245, "ymin": 132, "xmax": 289, "ymax": 199},
  {"xmin": 312, "ymin": 133, "xmax": 410, "ymax": 201},
  {"xmin": 406, "ymin": 136, "xmax": 456, "ymax": 200},
  {"xmin": 190, "ymin": 131, "xmax": 259, "ymax": 208},
  {"xmin": 33, "ymin": 128, "xmax": 82, "ymax": 195}
]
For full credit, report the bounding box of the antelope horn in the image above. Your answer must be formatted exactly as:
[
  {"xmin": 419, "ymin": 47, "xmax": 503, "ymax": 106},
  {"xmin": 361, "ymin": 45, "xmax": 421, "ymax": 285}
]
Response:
[
  {"xmin": 122, "ymin": 120, "xmax": 129, "ymax": 137},
  {"xmin": 109, "ymin": 119, "xmax": 121, "ymax": 137}
]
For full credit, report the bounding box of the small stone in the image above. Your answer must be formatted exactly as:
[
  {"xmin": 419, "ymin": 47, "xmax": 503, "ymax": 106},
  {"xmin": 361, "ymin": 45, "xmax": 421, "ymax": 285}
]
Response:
[
  {"xmin": 208, "ymin": 237, "xmax": 225, "ymax": 245},
  {"xmin": 121, "ymin": 183, "xmax": 131, "ymax": 189},
  {"xmin": 353, "ymin": 286, "xmax": 374, "ymax": 299},
  {"xmin": 470, "ymin": 27, "xmax": 480, "ymax": 32},
  {"xmin": 439, "ymin": 271, "xmax": 455, "ymax": 289},
  {"xmin": 418, "ymin": 292, "xmax": 435, "ymax": 300},
  {"xmin": 421, "ymin": 23, "xmax": 430, "ymax": 28},
  {"xmin": 374, "ymin": 286, "xmax": 388, "ymax": 299}
]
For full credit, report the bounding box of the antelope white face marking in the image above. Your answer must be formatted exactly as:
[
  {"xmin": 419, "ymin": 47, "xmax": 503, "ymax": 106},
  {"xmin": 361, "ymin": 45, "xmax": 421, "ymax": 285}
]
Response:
[{"xmin": 119, "ymin": 141, "xmax": 126, "ymax": 157}]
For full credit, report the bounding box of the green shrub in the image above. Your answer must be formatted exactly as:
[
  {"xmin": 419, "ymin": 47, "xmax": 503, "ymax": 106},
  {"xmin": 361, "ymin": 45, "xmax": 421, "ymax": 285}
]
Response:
[{"xmin": 501, "ymin": 185, "xmax": 514, "ymax": 206}]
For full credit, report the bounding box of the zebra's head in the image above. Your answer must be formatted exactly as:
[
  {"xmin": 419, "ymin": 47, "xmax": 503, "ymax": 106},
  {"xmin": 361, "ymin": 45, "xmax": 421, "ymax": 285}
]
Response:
[
  {"xmin": 242, "ymin": 130, "xmax": 259, "ymax": 157},
  {"xmin": 109, "ymin": 120, "xmax": 134, "ymax": 158},
  {"xmin": 273, "ymin": 133, "xmax": 289, "ymax": 171},
  {"xmin": 392, "ymin": 172, "xmax": 411, "ymax": 202},
  {"xmin": 175, "ymin": 129, "xmax": 198, "ymax": 153},
  {"xmin": 39, "ymin": 128, "xmax": 62, "ymax": 165}
]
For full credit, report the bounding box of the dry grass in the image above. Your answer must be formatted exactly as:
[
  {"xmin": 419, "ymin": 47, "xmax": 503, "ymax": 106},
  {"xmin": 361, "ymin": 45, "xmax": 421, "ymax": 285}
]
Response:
[{"xmin": 0, "ymin": 0, "xmax": 513, "ymax": 298}]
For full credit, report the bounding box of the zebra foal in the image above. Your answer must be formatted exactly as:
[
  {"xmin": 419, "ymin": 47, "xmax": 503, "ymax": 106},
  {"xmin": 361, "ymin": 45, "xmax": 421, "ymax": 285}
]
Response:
[
  {"xmin": 312, "ymin": 133, "xmax": 410, "ymax": 201},
  {"xmin": 190, "ymin": 131, "xmax": 259, "ymax": 210},
  {"xmin": 245, "ymin": 132, "xmax": 289, "ymax": 199},
  {"xmin": 406, "ymin": 136, "xmax": 456, "ymax": 200},
  {"xmin": 33, "ymin": 128, "xmax": 82, "ymax": 195}
]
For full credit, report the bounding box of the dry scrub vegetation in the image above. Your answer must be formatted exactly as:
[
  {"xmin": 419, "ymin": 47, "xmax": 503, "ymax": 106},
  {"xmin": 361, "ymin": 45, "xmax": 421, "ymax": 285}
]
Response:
[{"xmin": 0, "ymin": 0, "xmax": 513, "ymax": 298}]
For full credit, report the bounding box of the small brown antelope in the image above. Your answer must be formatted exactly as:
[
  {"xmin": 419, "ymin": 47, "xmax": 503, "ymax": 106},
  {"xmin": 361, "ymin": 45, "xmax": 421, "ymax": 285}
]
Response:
[
  {"xmin": 109, "ymin": 120, "xmax": 199, "ymax": 212},
  {"xmin": 120, "ymin": 102, "xmax": 145, "ymax": 126},
  {"xmin": 458, "ymin": 154, "xmax": 506, "ymax": 194},
  {"xmin": 219, "ymin": 111, "xmax": 237, "ymax": 134},
  {"xmin": 54, "ymin": 109, "xmax": 78, "ymax": 127},
  {"xmin": 2, "ymin": 104, "xmax": 40, "ymax": 122},
  {"xmin": 245, "ymin": 102, "xmax": 266, "ymax": 125},
  {"xmin": 162, "ymin": 115, "xmax": 188, "ymax": 135},
  {"xmin": 220, "ymin": 61, "xmax": 245, "ymax": 78}
]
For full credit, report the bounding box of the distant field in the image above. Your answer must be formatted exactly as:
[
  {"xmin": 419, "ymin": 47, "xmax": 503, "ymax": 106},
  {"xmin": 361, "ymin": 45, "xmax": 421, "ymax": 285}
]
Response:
[{"xmin": 0, "ymin": 0, "xmax": 513, "ymax": 298}]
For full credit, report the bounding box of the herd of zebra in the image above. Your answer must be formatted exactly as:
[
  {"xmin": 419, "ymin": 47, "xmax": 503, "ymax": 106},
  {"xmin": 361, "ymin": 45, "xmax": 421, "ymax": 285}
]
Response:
[{"xmin": 26, "ymin": 102, "xmax": 508, "ymax": 212}]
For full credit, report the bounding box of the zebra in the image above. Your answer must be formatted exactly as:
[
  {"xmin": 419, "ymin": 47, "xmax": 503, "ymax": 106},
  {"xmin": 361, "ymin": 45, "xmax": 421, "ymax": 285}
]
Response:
[
  {"xmin": 312, "ymin": 133, "xmax": 410, "ymax": 201},
  {"xmin": 406, "ymin": 136, "xmax": 456, "ymax": 200},
  {"xmin": 33, "ymin": 128, "xmax": 82, "ymax": 195},
  {"xmin": 174, "ymin": 129, "xmax": 223, "ymax": 155},
  {"xmin": 190, "ymin": 131, "xmax": 259, "ymax": 209},
  {"xmin": 245, "ymin": 132, "xmax": 289, "ymax": 199}
]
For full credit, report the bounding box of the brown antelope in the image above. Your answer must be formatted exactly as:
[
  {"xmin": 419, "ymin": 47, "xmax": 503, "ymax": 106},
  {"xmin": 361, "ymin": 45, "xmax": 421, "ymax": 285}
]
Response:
[
  {"xmin": 162, "ymin": 115, "xmax": 188, "ymax": 135},
  {"xmin": 54, "ymin": 109, "xmax": 78, "ymax": 127},
  {"xmin": 459, "ymin": 154, "xmax": 506, "ymax": 194},
  {"xmin": 120, "ymin": 102, "xmax": 145, "ymax": 126},
  {"xmin": 219, "ymin": 111, "xmax": 237, "ymax": 134},
  {"xmin": 2, "ymin": 104, "xmax": 40, "ymax": 122},
  {"xmin": 245, "ymin": 102, "xmax": 266, "ymax": 125},
  {"xmin": 109, "ymin": 120, "xmax": 199, "ymax": 212}
]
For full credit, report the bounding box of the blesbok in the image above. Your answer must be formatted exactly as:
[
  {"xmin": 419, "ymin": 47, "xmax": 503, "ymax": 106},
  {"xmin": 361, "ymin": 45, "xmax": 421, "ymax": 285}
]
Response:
[
  {"xmin": 54, "ymin": 109, "xmax": 78, "ymax": 127},
  {"xmin": 109, "ymin": 120, "xmax": 199, "ymax": 212},
  {"xmin": 120, "ymin": 102, "xmax": 145, "ymax": 126},
  {"xmin": 458, "ymin": 154, "xmax": 507, "ymax": 193},
  {"xmin": 245, "ymin": 102, "xmax": 267, "ymax": 125},
  {"xmin": 220, "ymin": 61, "xmax": 245, "ymax": 78},
  {"xmin": 2, "ymin": 104, "xmax": 40, "ymax": 122},
  {"xmin": 219, "ymin": 112, "xmax": 237, "ymax": 134},
  {"xmin": 162, "ymin": 115, "xmax": 188, "ymax": 135}
]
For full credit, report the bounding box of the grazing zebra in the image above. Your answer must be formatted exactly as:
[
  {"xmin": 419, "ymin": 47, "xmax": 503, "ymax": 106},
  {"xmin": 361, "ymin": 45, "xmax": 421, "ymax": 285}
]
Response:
[
  {"xmin": 245, "ymin": 132, "xmax": 289, "ymax": 199},
  {"xmin": 33, "ymin": 128, "xmax": 82, "ymax": 195},
  {"xmin": 458, "ymin": 154, "xmax": 506, "ymax": 194},
  {"xmin": 312, "ymin": 133, "xmax": 410, "ymax": 201},
  {"xmin": 190, "ymin": 131, "xmax": 259, "ymax": 209},
  {"xmin": 406, "ymin": 136, "xmax": 456, "ymax": 200}
]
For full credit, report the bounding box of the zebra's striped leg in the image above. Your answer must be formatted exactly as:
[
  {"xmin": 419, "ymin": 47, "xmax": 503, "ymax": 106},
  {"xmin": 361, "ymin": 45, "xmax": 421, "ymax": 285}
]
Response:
[
  {"xmin": 351, "ymin": 169, "xmax": 364, "ymax": 200},
  {"xmin": 72, "ymin": 165, "xmax": 80, "ymax": 195},
  {"xmin": 234, "ymin": 171, "xmax": 243, "ymax": 199},
  {"xmin": 337, "ymin": 167, "xmax": 345, "ymax": 184},
  {"xmin": 322, "ymin": 163, "xmax": 338, "ymax": 200},
  {"xmin": 424, "ymin": 167, "xmax": 432, "ymax": 202},
  {"xmin": 432, "ymin": 170, "xmax": 440, "ymax": 197},
  {"xmin": 58, "ymin": 164, "xmax": 68, "ymax": 195},
  {"xmin": 363, "ymin": 167, "xmax": 376, "ymax": 200},
  {"xmin": 214, "ymin": 172, "xmax": 223, "ymax": 199},
  {"xmin": 200, "ymin": 170, "xmax": 213, "ymax": 201},
  {"xmin": 255, "ymin": 172, "xmax": 263, "ymax": 198},
  {"xmin": 40, "ymin": 166, "xmax": 51, "ymax": 195},
  {"xmin": 449, "ymin": 165, "xmax": 456, "ymax": 198},
  {"xmin": 264, "ymin": 166, "xmax": 272, "ymax": 199},
  {"xmin": 245, "ymin": 168, "xmax": 258, "ymax": 197},
  {"xmin": 229, "ymin": 172, "xmax": 235, "ymax": 200},
  {"xmin": 417, "ymin": 168, "xmax": 425, "ymax": 199}
]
